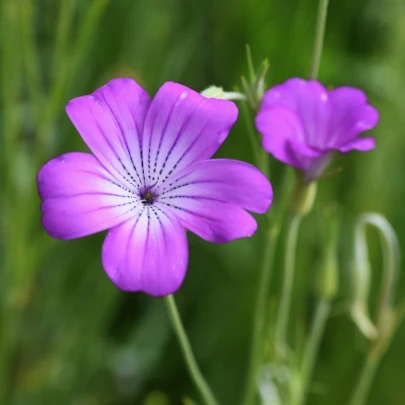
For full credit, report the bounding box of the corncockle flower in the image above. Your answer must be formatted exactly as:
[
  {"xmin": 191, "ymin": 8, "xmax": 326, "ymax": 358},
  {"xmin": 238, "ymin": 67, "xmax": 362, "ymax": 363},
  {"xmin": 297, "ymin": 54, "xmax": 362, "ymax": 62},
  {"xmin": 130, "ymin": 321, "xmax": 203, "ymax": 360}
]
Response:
[
  {"xmin": 255, "ymin": 78, "xmax": 379, "ymax": 181},
  {"xmin": 37, "ymin": 79, "xmax": 273, "ymax": 296}
]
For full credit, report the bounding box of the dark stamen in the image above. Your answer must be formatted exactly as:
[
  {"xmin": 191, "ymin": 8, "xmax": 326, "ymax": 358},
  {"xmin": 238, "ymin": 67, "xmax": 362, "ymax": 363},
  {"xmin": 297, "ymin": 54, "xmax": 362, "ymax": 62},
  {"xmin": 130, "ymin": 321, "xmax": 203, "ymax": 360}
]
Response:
[{"xmin": 140, "ymin": 190, "xmax": 155, "ymax": 205}]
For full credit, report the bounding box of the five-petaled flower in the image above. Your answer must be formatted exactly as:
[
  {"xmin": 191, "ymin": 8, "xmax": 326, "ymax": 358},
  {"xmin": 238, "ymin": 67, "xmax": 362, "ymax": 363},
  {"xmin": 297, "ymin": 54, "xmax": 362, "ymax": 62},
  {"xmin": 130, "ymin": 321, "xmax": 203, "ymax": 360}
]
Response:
[
  {"xmin": 37, "ymin": 78, "xmax": 273, "ymax": 296},
  {"xmin": 255, "ymin": 78, "xmax": 379, "ymax": 181}
]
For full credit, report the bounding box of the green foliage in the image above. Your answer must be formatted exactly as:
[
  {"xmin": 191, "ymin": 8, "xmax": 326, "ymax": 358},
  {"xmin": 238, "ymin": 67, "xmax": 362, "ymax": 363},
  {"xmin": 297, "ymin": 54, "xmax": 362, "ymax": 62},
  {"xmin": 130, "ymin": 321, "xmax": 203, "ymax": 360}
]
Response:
[{"xmin": 0, "ymin": 0, "xmax": 404, "ymax": 404}]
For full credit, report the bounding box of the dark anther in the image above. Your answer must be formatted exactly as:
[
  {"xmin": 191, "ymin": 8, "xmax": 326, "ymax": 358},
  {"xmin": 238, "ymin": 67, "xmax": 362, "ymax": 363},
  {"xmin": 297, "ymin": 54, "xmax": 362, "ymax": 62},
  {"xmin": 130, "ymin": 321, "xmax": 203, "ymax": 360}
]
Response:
[{"xmin": 140, "ymin": 190, "xmax": 155, "ymax": 205}]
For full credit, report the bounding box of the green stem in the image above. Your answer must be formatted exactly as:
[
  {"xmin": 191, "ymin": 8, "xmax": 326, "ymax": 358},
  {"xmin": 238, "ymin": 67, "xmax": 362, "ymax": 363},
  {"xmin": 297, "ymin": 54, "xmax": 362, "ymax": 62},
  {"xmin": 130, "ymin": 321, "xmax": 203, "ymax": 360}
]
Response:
[
  {"xmin": 275, "ymin": 214, "xmax": 302, "ymax": 354},
  {"xmin": 240, "ymin": 100, "xmax": 262, "ymax": 167},
  {"xmin": 241, "ymin": 169, "xmax": 293, "ymax": 405},
  {"xmin": 310, "ymin": 0, "xmax": 330, "ymax": 79},
  {"xmin": 349, "ymin": 351, "xmax": 380, "ymax": 405},
  {"xmin": 20, "ymin": 0, "xmax": 42, "ymax": 126},
  {"xmin": 246, "ymin": 44, "xmax": 256, "ymax": 83},
  {"xmin": 0, "ymin": 1, "xmax": 22, "ymax": 400},
  {"xmin": 38, "ymin": 0, "xmax": 110, "ymax": 148},
  {"xmin": 260, "ymin": 148, "xmax": 270, "ymax": 181},
  {"xmin": 165, "ymin": 295, "xmax": 218, "ymax": 405},
  {"xmin": 349, "ymin": 213, "xmax": 400, "ymax": 405},
  {"xmin": 52, "ymin": 0, "xmax": 76, "ymax": 77},
  {"xmin": 295, "ymin": 299, "xmax": 331, "ymax": 405},
  {"xmin": 241, "ymin": 229, "xmax": 277, "ymax": 405}
]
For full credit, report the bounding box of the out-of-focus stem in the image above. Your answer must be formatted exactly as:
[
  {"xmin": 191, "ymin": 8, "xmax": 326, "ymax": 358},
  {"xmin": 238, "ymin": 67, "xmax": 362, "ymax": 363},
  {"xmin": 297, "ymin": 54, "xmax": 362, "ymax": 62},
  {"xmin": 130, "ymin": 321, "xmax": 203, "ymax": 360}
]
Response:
[
  {"xmin": 242, "ymin": 228, "xmax": 277, "ymax": 405},
  {"xmin": 240, "ymin": 100, "xmax": 262, "ymax": 166},
  {"xmin": 165, "ymin": 295, "xmax": 219, "ymax": 405},
  {"xmin": 349, "ymin": 213, "xmax": 400, "ymax": 405},
  {"xmin": 241, "ymin": 169, "xmax": 292, "ymax": 405},
  {"xmin": 274, "ymin": 214, "xmax": 302, "ymax": 354},
  {"xmin": 53, "ymin": 0, "xmax": 76, "ymax": 77},
  {"xmin": 295, "ymin": 299, "xmax": 331, "ymax": 405},
  {"xmin": 260, "ymin": 148, "xmax": 270, "ymax": 180},
  {"xmin": 310, "ymin": 0, "xmax": 330, "ymax": 79},
  {"xmin": 246, "ymin": 44, "xmax": 256, "ymax": 83},
  {"xmin": 0, "ymin": 1, "xmax": 22, "ymax": 401},
  {"xmin": 349, "ymin": 349, "xmax": 380, "ymax": 405},
  {"xmin": 38, "ymin": 0, "xmax": 110, "ymax": 146},
  {"xmin": 20, "ymin": 0, "xmax": 42, "ymax": 125}
]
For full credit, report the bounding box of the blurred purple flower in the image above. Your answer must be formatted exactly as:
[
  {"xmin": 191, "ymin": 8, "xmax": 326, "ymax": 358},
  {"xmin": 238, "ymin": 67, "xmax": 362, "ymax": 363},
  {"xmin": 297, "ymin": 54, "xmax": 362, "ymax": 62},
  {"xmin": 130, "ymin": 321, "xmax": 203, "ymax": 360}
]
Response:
[
  {"xmin": 256, "ymin": 78, "xmax": 379, "ymax": 181},
  {"xmin": 37, "ymin": 79, "xmax": 273, "ymax": 296}
]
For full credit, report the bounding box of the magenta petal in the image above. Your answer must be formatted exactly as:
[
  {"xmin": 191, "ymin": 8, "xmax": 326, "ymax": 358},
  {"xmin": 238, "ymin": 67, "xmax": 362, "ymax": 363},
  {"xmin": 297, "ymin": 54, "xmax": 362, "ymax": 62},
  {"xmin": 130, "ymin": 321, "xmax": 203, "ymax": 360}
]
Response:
[
  {"xmin": 256, "ymin": 106, "xmax": 310, "ymax": 169},
  {"xmin": 262, "ymin": 78, "xmax": 327, "ymax": 110},
  {"xmin": 256, "ymin": 78, "xmax": 379, "ymax": 180},
  {"xmin": 66, "ymin": 78, "xmax": 151, "ymax": 188},
  {"xmin": 38, "ymin": 153, "xmax": 139, "ymax": 239},
  {"xmin": 142, "ymin": 82, "xmax": 238, "ymax": 186},
  {"xmin": 337, "ymin": 137, "xmax": 376, "ymax": 153},
  {"xmin": 286, "ymin": 137, "xmax": 326, "ymax": 172},
  {"xmin": 261, "ymin": 78, "xmax": 330, "ymax": 148},
  {"xmin": 328, "ymin": 87, "xmax": 379, "ymax": 146},
  {"xmin": 102, "ymin": 208, "xmax": 188, "ymax": 296},
  {"xmin": 157, "ymin": 200, "xmax": 257, "ymax": 244},
  {"xmin": 162, "ymin": 159, "xmax": 273, "ymax": 214}
]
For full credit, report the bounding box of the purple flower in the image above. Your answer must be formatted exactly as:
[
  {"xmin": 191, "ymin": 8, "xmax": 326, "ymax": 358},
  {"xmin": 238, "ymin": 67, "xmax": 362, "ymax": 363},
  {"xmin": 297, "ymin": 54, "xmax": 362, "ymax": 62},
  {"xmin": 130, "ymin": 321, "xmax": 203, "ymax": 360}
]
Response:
[
  {"xmin": 255, "ymin": 78, "xmax": 379, "ymax": 181},
  {"xmin": 37, "ymin": 79, "xmax": 273, "ymax": 296}
]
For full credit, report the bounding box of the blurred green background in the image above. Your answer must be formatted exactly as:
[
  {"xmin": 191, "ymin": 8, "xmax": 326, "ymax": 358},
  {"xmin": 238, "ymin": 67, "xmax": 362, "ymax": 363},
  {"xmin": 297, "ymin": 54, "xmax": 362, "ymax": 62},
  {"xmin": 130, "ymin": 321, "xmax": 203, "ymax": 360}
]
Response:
[{"xmin": 0, "ymin": 0, "xmax": 404, "ymax": 404}]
